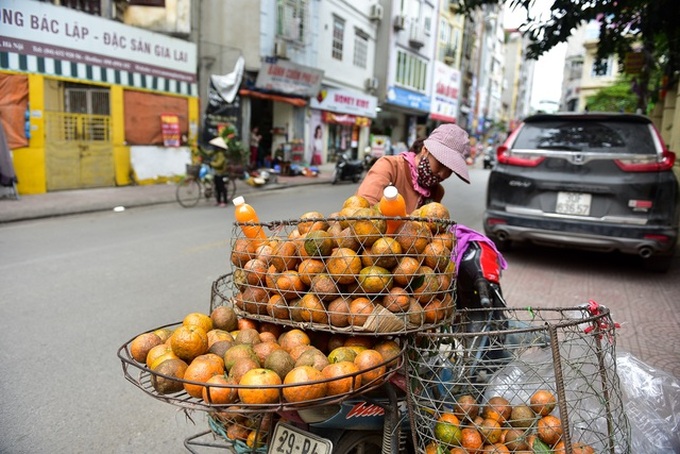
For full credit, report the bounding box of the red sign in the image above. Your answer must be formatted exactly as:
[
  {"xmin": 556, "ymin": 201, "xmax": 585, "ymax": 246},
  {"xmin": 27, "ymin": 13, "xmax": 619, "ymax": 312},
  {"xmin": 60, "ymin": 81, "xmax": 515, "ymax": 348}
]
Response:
[{"xmin": 160, "ymin": 114, "xmax": 180, "ymax": 147}]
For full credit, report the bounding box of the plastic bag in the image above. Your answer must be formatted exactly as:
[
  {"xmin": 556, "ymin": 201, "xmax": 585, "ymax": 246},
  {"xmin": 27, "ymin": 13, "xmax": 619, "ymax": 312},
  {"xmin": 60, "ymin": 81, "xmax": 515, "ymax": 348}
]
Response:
[{"xmin": 616, "ymin": 351, "xmax": 680, "ymax": 453}]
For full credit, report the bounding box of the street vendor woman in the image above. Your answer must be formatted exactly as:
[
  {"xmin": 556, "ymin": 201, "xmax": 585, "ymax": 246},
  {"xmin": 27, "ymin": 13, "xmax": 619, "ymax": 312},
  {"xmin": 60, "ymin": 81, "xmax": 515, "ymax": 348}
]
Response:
[{"xmin": 356, "ymin": 124, "xmax": 471, "ymax": 213}]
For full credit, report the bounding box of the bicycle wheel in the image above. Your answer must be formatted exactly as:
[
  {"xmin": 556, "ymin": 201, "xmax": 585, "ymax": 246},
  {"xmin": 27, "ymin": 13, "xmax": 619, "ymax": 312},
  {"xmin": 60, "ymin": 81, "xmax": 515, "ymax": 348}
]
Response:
[{"xmin": 176, "ymin": 178, "xmax": 202, "ymax": 208}]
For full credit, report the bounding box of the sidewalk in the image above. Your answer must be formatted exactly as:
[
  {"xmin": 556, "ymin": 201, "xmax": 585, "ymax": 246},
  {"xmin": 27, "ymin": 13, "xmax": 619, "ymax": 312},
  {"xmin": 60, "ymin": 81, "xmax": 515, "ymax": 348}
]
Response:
[{"xmin": 0, "ymin": 163, "xmax": 336, "ymax": 224}]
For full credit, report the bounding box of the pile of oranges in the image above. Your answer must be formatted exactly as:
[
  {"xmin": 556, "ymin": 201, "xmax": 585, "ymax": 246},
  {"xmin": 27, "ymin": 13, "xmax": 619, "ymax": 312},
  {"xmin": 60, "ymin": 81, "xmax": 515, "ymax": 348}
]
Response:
[
  {"xmin": 127, "ymin": 306, "xmax": 403, "ymax": 409},
  {"xmin": 424, "ymin": 391, "xmax": 596, "ymax": 454},
  {"xmin": 229, "ymin": 194, "xmax": 457, "ymax": 333}
]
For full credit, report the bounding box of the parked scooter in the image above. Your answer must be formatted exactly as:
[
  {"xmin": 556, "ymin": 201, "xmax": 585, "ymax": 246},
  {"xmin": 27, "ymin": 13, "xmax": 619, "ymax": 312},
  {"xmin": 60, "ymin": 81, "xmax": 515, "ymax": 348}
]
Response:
[
  {"xmin": 332, "ymin": 151, "xmax": 365, "ymax": 184},
  {"xmin": 271, "ymin": 233, "xmax": 509, "ymax": 454}
]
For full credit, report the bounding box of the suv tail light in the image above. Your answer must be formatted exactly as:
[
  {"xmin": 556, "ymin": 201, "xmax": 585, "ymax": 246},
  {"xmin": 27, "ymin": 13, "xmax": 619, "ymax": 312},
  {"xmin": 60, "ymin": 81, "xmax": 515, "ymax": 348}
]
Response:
[
  {"xmin": 615, "ymin": 127, "xmax": 676, "ymax": 172},
  {"xmin": 614, "ymin": 149, "xmax": 675, "ymax": 172},
  {"xmin": 496, "ymin": 145, "xmax": 545, "ymax": 167}
]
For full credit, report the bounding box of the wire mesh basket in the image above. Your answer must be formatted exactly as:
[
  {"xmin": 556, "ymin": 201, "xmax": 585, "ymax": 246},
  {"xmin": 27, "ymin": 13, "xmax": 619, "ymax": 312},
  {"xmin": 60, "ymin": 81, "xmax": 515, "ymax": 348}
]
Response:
[
  {"xmin": 406, "ymin": 304, "xmax": 631, "ymax": 454},
  {"xmin": 224, "ymin": 214, "xmax": 458, "ymax": 335},
  {"xmin": 186, "ymin": 164, "xmax": 201, "ymax": 177},
  {"xmin": 207, "ymin": 410, "xmax": 274, "ymax": 453},
  {"xmin": 117, "ymin": 321, "xmax": 406, "ymax": 413}
]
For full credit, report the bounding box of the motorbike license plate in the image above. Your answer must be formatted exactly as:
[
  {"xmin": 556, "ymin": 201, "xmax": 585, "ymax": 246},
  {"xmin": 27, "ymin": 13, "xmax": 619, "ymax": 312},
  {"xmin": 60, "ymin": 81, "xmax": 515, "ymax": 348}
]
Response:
[
  {"xmin": 267, "ymin": 422, "xmax": 333, "ymax": 454},
  {"xmin": 556, "ymin": 192, "xmax": 592, "ymax": 216}
]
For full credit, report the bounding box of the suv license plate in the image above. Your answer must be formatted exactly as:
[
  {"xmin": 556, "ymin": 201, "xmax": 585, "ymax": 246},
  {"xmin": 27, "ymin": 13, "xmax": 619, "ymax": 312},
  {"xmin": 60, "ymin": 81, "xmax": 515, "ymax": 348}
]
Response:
[
  {"xmin": 268, "ymin": 422, "xmax": 333, "ymax": 454},
  {"xmin": 556, "ymin": 192, "xmax": 592, "ymax": 216}
]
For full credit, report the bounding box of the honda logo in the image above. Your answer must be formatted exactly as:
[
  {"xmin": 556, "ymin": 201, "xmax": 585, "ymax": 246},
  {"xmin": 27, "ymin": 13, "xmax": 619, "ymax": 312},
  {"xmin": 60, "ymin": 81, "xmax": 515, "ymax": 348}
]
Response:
[{"xmin": 571, "ymin": 153, "xmax": 585, "ymax": 165}]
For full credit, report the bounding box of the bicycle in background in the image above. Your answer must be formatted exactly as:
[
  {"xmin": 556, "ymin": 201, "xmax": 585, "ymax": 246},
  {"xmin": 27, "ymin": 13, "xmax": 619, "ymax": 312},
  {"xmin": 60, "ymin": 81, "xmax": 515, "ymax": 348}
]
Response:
[{"xmin": 175, "ymin": 163, "xmax": 236, "ymax": 209}]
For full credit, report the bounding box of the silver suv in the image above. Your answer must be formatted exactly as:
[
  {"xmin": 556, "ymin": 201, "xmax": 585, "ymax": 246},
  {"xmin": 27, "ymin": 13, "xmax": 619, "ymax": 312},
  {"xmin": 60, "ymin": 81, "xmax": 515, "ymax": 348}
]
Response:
[{"xmin": 483, "ymin": 112, "xmax": 679, "ymax": 272}]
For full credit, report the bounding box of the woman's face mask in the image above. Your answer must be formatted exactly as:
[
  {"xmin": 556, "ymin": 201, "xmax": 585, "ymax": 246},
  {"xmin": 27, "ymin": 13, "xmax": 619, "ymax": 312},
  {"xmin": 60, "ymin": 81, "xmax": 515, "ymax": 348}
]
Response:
[{"xmin": 417, "ymin": 154, "xmax": 442, "ymax": 188}]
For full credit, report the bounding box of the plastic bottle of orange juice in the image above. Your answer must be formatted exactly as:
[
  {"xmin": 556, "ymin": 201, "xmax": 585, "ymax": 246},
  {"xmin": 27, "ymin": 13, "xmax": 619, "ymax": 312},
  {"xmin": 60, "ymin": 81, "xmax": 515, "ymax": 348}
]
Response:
[
  {"xmin": 232, "ymin": 196, "xmax": 266, "ymax": 243},
  {"xmin": 379, "ymin": 185, "xmax": 407, "ymax": 234}
]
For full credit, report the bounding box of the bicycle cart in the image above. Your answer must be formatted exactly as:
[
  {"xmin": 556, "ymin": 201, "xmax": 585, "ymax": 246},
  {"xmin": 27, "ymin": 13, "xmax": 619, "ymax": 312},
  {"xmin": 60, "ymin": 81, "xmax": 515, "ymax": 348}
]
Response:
[{"xmin": 176, "ymin": 163, "xmax": 238, "ymax": 208}]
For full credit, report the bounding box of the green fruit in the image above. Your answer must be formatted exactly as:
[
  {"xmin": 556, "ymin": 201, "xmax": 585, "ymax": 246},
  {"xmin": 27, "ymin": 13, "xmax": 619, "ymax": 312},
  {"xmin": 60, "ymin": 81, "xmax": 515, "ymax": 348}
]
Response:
[
  {"xmin": 304, "ymin": 230, "xmax": 334, "ymax": 257},
  {"xmin": 434, "ymin": 420, "xmax": 462, "ymax": 446}
]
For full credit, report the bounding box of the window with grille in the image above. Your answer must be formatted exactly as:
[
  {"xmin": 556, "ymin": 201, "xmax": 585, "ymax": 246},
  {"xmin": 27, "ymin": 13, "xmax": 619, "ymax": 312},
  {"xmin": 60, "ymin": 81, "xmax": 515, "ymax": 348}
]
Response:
[
  {"xmin": 592, "ymin": 56, "xmax": 614, "ymax": 77},
  {"xmin": 277, "ymin": 0, "xmax": 308, "ymax": 44},
  {"xmin": 396, "ymin": 50, "xmax": 427, "ymax": 92},
  {"xmin": 332, "ymin": 16, "xmax": 345, "ymax": 61},
  {"xmin": 353, "ymin": 29, "xmax": 368, "ymax": 68}
]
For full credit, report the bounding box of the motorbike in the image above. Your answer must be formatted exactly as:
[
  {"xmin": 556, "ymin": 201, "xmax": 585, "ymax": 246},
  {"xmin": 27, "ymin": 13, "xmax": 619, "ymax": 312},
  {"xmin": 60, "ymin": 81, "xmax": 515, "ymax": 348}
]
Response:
[
  {"xmin": 264, "ymin": 234, "xmax": 510, "ymax": 454},
  {"xmin": 332, "ymin": 151, "xmax": 365, "ymax": 184}
]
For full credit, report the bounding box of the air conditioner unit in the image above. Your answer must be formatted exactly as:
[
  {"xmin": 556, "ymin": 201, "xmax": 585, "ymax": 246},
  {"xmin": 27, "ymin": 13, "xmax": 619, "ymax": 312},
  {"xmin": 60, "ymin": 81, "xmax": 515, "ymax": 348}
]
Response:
[
  {"xmin": 393, "ymin": 15, "xmax": 406, "ymax": 31},
  {"xmin": 365, "ymin": 77, "xmax": 379, "ymax": 91},
  {"xmin": 369, "ymin": 4, "xmax": 383, "ymax": 21},
  {"xmin": 274, "ymin": 40, "xmax": 288, "ymax": 59}
]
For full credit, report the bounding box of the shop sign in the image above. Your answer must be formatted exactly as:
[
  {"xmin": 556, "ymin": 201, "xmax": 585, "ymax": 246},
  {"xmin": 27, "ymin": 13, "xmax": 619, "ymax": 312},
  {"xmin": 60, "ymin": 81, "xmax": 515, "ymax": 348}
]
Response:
[
  {"xmin": 385, "ymin": 86, "xmax": 431, "ymax": 113},
  {"xmin": 256, "ymin": 60, "xmax": 324, "ymax": 98},
  {"xmin": 430, "ymin": 61, "xmax": 460, "ymax": 123},
  {"xmin": 310, "ymin": 87, "xmax": 377, "ymax": 118},
  {"xmin": 0, "ymin": 0, "xmax": 196, "ymax": 83},
  {"xmin": 321, "ymin": 112, "xmax": 371, "ymax": 127},
  {"xmin": 160, "ymin": 114, "xmax": 181, "ymax": 147}
]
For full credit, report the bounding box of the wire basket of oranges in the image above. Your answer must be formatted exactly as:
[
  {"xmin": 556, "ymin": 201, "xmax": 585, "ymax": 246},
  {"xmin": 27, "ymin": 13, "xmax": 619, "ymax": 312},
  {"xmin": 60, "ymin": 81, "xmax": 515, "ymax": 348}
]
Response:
[
  {"xmin": 405, "ymin": 304, "xmax": 631, "ymax": 454},
  {"xmin": 223, "ymin": 196, "xmax": 458, "ymax": 335}
]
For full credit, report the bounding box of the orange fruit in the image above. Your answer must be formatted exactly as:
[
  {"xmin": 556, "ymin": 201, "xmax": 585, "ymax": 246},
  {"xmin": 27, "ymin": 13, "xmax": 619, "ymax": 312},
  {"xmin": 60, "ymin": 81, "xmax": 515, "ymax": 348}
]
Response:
[
  {"xmin": 394, "ymin": 220, "xmax": 432, "ymax": 255},
  {"xmin": 235, "ymin": 286, "xmax": 270, "ymax": 316},
  {"xmin": 381, "ymin": 286, "xmax": 411, "ymax": 313},
  {"xmin": 327, "ymin": 297, "xmax": 351, "ymax": 327},
  {"xmin": 242, "ymin": 258, "xmax": 269, "ymax": 286},
  {"xmin": 358, "ymin": 265, "xmax": 393, "ymax": 294},
  {"xmin": 263, "ymin": 349, "xmax": 296, "ymax": 380},
  {"xmin": 282, "ymin": 365, "xmax": 328, "ymax": 403},
  {"xmin": 530, "ymin": 389, "xmax": 557, "ymax": 416},
  {"xmin": 235, "ymin": 328, "xmax": 261, "ymax": 346},
  {"xmin": 275, "ymin": 270, "xmax": 307, "ymax": 300},
  {"xmin": 453, "ymin": 394, "xmax": 479, "ymax": 422},
  {"xmin": 342, "ymin": 195, "xmax": 371, "ymax": 210},
  {"xmin": 309, "ymin": 273, "xmax": 341, "ymax": 301},
  {"xmin": 417, "ymin": 202, "xmax": 451, "ymax": 234},
  {"xmin": 246, "ymin": 429, "xmax": 266, "ymax": 449},
  {"xmin": 170, "ymin": 325, "xmax": 209, "ymax": 362},
  {"xmin": 354, "ymin": 349, "xmax": 386, "ymax": 384},
  {"xmin": 183, "ymin": 353, "xmax": 225, "ymax": 398},
  {"xmin": 365, "ymin": 236, "xmax": 402, "ymax": 269},
  {"xmin": 298, "ymin": 258, "xmax": 326, "ymax": 285},
  {"xmin": 348, "ymin": 207, "xmax": 387, "ymax": 247},
  {"xmin": 223, "ymin": 344, "xmax": 259, "ymax": 371},
  {"xmin": 210, "ymin": 306, "xmax": 238, "ymax": 332},
  {"xmin": 478, "ymin": 417, "xmax": 502, "ymax": 444},
  {"xmin": 434, "ymin": 413, "xmax": 462, "ymax": 445},
  {"xmin": 231, "ymin": 237, "xmax": 256, "ymax": 267},
  {"xmin": 295, "ymin": 293, "xmax": 329, "ymax": 324},
  {"xmin": 327, "ymin": 248, "xmax": 362, "ymax": 284},
  {"xmin": 206, "ymin": 329, "xmax": 234, "ymax": 348},
  {"xmin": 130, "ymin": 332, "xmax": 163, "ymax": 363},
  {"xmin": 146, "ymin": 344, "xmax": 177, "ymax": 369},
  {"xmin": 266, "ymin": 293, "xmax": 291, "ymax": 320},
  {"xmin": 335, "ymin": 225, "xmax": 362, "ymax": 251},
  {"xmin": 461, "ymin": 427, "xmax": 484, "ymax": 452},
  {"xmin": 372, "ymin": 340, "xmax": 401, "ymax": 368},
  {"xmin": 503, "ymin": 427, "xmax": 530, "ymax": 451},
  {"xmin": 424, "ymin": 441, "xmax": 448, "ymax": 454},
  {"xmin": 413, "ymin": 266, "xmax": 443, "ymax": 304},
  {"xmin": 321, "ymin": 361, "xmax": 361, "ymax": 396},
  {"xmin": 238, "ymin": 368, "xmax": 282, "ymax": 404},
  {"xmin": 183, "ymin": 312, "xmax": 214, "ymax": 333},
  {"xmin": 297, "ymin": 211, "xmax": 329, "ymax": 235},
  {"xmin": 270, "ymin": 240, "xmax": 300, "ymax": 272},
  {"xmin": 303, "ymin": 230, "xmax": 334, "ymax": 256},
  {"xmin": 253, "ymin": 340, "xmax": 283, "ymax": 365},
  {"xmin": 392, "ymin": 256, "xmax": 422, "ymax": 288},
  {"xmin": 226, "ymin": 422, "xmax": 250, "ymax": 441},
  {"xmin": 423, "ymin": 298, "xmax": 451, "ymax": 324},
  {"xmin": 295, "ymin": 347, "xmax": 329, "ymax": 371},
  {"xmin": 328, "ymin": 346, "xmax": 358, "ymax": 364},
  {"xmin": 482, "ymin": 396, "xmax": 512, "ymax": 424},
  {"xmin": 288, "ymin": 344, "xmax": 315, "ymax": 362},
  {"xmin": 423, "ymin": 241, "xmax": 452, "ymax": 272},
  {"xmin": 228, "ymin": 356, "xmax": 260, "ymax": 383},
  {"xmin": 481, "ymin": 444, "xmax": 510, "ymax": 453},
  {"xmin": 279, "ymin": 329, "xmax": 311, "ymax": 353},
  {"xmin": 509, "ymin": 404, "xmax": 535, "ymax": 428},
  {"xmin": 151, "ymin": 357, "xmax": 189, "ymax": 394},
  {"xmin": 432, "ymin": 231, "xmax": 455, "ymax": 251},
  {"xmin": 348, "ymin": 296, "xmax": 375, "ymax": 327},
  {"xmin": 202, "ymin": 374, "xmax": 238, "ymax": 405},
  {"xmin": 537, "ymin": 414, "xmax": 563, "ymax": 446}
]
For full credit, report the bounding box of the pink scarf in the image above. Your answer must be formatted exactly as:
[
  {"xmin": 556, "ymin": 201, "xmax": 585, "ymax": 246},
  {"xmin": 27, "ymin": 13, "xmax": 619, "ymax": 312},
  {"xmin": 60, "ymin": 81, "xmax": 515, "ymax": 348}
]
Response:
[{"xmin": 401, "ymin": 152, "xmax": 431, "ymax": 198}]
